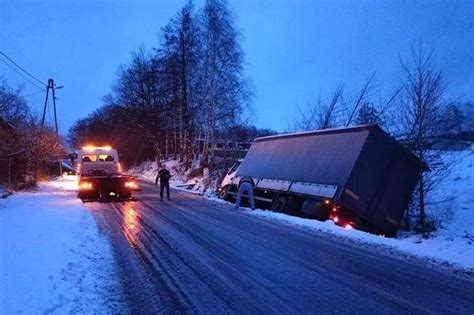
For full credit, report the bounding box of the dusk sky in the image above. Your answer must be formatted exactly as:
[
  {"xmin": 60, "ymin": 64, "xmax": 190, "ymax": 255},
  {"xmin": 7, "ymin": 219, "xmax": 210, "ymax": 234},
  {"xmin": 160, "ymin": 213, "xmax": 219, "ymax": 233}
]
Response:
[{"xmin": 1, "ymin": 0, "xmax": 473, "ymax": 134}]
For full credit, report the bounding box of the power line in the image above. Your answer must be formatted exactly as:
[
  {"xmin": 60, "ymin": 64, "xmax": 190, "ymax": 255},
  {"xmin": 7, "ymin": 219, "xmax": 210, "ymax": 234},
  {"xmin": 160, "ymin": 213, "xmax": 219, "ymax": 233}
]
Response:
[
  {"xmin": 0, "ymin": 51, "xmax": 46, "ymax": 86},
  {"xmin": 0, "ymin": 55, "xmax": 45, "ymax": 90}
]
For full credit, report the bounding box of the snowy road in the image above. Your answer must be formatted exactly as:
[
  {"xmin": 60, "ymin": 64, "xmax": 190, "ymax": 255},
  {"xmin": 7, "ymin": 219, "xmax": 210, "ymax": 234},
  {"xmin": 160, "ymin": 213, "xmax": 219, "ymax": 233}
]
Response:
[{"xmin": 87, "ymin": 182, "xmax": 474, "ymax": 314}]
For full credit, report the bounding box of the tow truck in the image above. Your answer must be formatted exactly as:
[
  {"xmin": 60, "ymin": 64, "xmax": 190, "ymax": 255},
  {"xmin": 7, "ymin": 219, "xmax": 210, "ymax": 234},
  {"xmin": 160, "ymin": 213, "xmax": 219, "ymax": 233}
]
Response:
[{"xmin": 74, "ymin": 146, "xmax": 137, "ymax": 200}]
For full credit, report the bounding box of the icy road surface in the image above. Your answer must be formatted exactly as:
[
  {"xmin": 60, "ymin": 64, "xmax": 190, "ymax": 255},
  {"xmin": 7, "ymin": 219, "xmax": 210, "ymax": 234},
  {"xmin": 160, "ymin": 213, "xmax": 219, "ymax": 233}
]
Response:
[{"xmin": 88, "ymin": 181, "xmax": 474, "ymax": 314}]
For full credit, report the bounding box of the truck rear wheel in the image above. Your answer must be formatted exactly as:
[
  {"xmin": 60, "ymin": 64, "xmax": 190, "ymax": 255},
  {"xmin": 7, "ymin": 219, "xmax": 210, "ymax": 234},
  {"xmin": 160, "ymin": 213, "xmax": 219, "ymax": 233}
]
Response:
[{"xmin": 272, "ymin": 196, "xmax": 288, "ymax": 213}]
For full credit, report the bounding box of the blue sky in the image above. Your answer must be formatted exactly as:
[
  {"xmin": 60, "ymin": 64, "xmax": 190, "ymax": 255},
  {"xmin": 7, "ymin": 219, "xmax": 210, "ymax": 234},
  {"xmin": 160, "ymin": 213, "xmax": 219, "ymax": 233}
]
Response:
[{"xmin": 1, "ymin": 0, "xmax": 473, "ymax": 134}]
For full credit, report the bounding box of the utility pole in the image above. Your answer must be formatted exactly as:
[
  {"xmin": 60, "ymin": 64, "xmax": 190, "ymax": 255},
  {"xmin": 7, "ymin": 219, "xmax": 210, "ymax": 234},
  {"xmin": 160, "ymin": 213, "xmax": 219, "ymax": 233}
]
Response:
[
  {"xmin": 41, "ymin": 78, "xmax": 64, "ymax": 176},
  {"xmin": 41, "ymin": 78, "xmax": 61, "ymax": 135}
]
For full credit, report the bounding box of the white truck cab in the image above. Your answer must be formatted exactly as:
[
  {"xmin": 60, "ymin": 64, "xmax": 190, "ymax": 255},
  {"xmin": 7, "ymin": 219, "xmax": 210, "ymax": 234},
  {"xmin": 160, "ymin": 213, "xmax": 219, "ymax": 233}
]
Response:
[
  {"xmin": 219, "ymin": 159, "xmax": 243, "ymax": 199},
  {"xmin": 75, "ymin": 146, "xmax": 121, "ymax": 175}
]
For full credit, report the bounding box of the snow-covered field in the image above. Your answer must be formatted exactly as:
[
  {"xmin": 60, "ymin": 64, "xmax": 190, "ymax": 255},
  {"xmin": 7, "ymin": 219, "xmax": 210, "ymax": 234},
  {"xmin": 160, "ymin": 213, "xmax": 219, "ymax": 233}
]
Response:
[
  {"xmin": 0, "ymin": 176, "xmax": 124, "ymax": 314},
  {"xmin": 132, "ymin": 148, "xmax": 474, "ymax": 270}
]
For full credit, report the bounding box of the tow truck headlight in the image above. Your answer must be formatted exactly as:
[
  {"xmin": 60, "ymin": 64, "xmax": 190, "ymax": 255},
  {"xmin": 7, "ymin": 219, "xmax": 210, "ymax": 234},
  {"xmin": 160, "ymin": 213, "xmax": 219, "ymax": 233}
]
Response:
[
  {"xmin": 79, "ymin": 182, "xmax": 93, "ymax": 190},
  {"xmin": 124, "ymin": 181, "xmax": 137, "ymax": 189}
]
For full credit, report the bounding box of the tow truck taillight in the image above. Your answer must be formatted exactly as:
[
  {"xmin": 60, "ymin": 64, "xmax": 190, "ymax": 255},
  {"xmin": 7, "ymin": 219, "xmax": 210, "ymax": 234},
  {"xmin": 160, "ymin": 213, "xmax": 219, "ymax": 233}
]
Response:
[
  {"xmin": 124, "ymin": 181, "xmax": 137, "ymax": 189},
  {"xmin": 79, "ymin": 182, "xmax": 93, "ymax": 190}
]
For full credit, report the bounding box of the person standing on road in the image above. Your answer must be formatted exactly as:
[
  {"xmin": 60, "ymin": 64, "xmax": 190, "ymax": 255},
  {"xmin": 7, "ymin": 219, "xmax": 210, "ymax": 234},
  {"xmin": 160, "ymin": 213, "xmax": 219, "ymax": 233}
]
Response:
[
  {"xmin": 236, "ymin": 176, "xmax": 255, "ymax": 210},
  {"xmin": 155, "ymin": 166, "xmax": 172, "ymax": 201}
]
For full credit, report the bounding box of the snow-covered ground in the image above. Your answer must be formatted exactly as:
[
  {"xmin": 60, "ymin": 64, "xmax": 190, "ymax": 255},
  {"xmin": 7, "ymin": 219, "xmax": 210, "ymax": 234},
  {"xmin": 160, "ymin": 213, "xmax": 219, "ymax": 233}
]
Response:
[
  {"xmin": 129, "ymin": 158, "xmax": 219, "ymax": 196},
  {"xmin": 129, "ymin": 159, "xmax": 187, "ymax": 184},
  {"xmin": 425, "ymin": 149, "xmax": 474, "ymax": 242},
  {"xmin": 0, "ymin": 176, "xmax": 124, "ymax": 314},
  {"xmin": 132, "ymin": 147, "xmax": 474, "ymax": 270}
]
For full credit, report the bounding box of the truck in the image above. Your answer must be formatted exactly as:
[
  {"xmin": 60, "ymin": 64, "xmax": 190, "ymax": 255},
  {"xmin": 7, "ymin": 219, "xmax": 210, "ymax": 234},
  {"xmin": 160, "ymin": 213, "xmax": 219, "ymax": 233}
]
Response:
[
  {"xmin": 221, "ymin": 125, "xmax": 424, "ymax": 236},
  {"xmin": 74, "ymin": 146, "xmax": 137, "ymax": 200}
]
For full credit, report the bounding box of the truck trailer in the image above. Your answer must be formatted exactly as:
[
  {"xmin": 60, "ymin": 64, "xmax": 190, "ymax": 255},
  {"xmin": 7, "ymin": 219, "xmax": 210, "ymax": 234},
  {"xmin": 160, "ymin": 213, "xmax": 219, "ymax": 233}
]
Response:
[
  {"xmin": 75, "ymin": 146, "xmax": 137, "ymax": 200},
  {"xmin": 221, "ymin": 125, "xmax": 424, "ymax": 236}
]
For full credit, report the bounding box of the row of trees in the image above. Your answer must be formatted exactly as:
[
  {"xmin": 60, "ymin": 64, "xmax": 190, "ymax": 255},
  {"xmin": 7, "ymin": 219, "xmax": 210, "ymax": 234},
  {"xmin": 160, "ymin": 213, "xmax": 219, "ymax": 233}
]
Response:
[
  {"xmin": 69, "ymin": 0, "xmax": 254, "ymax": 168},
  {"xmin": 293, "ymin": 43, "xmax": 471, "ymax": 233},
  {"xmin": 0, "ymin": 80, "xmax": 63, "ymax": 186}
]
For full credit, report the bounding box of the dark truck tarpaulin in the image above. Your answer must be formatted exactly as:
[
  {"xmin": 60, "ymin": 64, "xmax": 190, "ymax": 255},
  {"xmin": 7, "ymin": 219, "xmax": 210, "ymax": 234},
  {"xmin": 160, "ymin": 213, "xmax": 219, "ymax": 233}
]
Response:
[{"xmin": 236, "ymin": 124, "xmax": 424, "ymax": 235}]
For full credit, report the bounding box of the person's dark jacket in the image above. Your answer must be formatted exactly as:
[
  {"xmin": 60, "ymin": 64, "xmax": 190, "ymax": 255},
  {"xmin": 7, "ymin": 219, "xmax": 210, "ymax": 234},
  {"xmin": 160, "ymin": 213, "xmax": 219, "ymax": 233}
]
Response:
[{"xmin": 155, "ymin": 168, "xmax": 172, "ymax": 185}]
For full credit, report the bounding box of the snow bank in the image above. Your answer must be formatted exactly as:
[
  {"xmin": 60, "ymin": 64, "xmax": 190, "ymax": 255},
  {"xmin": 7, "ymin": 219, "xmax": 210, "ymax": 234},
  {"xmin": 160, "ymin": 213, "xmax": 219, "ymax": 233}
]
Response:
[
  {"xmin": 0, "ymin": 176, "xmax": 124, "ymax": 314},
  {"xmin": 247, "ymin": 209, "xmax": 474, "ymax": 270},
  {"xmin": 128, "ymin": 158, "xmax": 218, "ymax": 196},
  {"xmin": 128, "ymin": 159, "xmax": 189, "ymax": 184},
  {"xmin": 424, "ymin": 148, "xmax": 474, "ymax": 242}
]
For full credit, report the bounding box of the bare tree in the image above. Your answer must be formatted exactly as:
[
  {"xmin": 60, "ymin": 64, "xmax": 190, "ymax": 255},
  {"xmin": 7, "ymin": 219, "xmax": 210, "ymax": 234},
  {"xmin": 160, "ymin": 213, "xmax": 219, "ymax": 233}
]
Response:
[
  {"xmin": 398, "ymin": 42, "xmax": 455, "ymax": 231},
  {"xmin": 355, "ymin": 101, "xmax": 382, "ymax": 125},
  {"xmin": 111, "ymin": 49, "xmax": 164, "ymax": 161},
  {"xmin": 160, "ymin": 1, "xmax": 200, "ymax": 167},
  {"xmin": 345, "ymin": 73, "xmax": 376, "ymax": 126},
  {"xmin": 198, "ymin": 0, "xmax": 251, "ymax": 164},
  {"xmin": 293, "ymin": 85, "xmax": 344, "ymax": 131},
  {"xmin": 0, "ymin": 79, "xmax": 29, "ymax": 127}
]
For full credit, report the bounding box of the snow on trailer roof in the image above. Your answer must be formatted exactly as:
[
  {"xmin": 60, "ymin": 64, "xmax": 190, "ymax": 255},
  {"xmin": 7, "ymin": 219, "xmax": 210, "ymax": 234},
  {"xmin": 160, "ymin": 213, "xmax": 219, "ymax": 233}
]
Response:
[{"xmin": 254, "ymin": 124, "xmax": 377, "ymax": 142}]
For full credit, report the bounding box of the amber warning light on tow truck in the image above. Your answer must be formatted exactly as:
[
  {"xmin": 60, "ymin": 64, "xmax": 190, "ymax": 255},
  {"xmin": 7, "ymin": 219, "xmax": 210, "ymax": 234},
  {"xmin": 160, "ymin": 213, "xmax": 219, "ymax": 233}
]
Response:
[{"xmin": 81, "ymin": 145, "xmax": 112, "ymax": 151}]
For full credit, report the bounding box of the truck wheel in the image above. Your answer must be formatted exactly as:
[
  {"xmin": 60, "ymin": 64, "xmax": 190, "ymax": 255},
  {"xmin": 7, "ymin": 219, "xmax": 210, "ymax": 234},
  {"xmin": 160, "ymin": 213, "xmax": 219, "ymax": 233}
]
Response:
[
  {"xmin": 219, "ymin": 186, "xmax": 231, "ymax": 201},
  {"xmin": 272, "ymin": 196, "xmax": 288, "ymax": 213}
]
